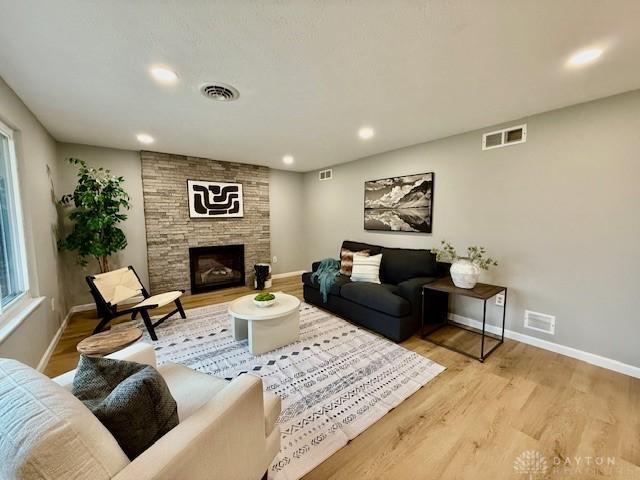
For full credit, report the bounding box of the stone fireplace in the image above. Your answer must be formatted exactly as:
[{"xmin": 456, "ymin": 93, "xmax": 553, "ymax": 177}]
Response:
[
  {"xmin": 189, "ymin": 244, "xmax": 245, "ymax": 293},
  {"xmin": 141, "ymin": 151, "xmax": 270, "ymax": 294}
]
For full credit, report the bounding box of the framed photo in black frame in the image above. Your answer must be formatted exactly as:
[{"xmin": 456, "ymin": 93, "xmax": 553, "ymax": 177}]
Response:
[{"xmin": 364, "ymin": 172, "xmax": 434, "ymax": 233}]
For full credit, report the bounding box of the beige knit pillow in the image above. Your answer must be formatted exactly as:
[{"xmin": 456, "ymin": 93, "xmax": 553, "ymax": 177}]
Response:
[{"xmin": 340, "ymin": 248, "xmax": 370, "ymax": 276}]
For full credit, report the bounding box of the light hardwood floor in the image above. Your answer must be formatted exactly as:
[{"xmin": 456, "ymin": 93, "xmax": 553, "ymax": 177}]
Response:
[{"xmin": 46, "ymin": 277, "xmax": 640, "ymax": 479}]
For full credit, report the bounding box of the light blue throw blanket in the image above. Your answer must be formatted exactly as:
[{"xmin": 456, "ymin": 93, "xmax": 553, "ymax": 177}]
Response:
[{"xmin": 311, "ymin": 258, "xmax": 341, "ymax": 302}]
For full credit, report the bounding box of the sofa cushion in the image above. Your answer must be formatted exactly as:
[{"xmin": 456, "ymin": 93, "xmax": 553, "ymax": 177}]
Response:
[
  {"xmin": 340, "ymin": 282, "xmax": 410, "ymax": 317},
  {"xmin": 339, "ymin": 247, "xmax": 370, "ymax": 276},
  {"xmin": 302, "ymin": 272, "xmax": 351, "ymax": 295},
  {"xmin": 350, "ymin": 253, "xmax": 382, "ymax": 284},
  {"xmin": 0, "ymin": 358, "xmax": 129, "ymax": 480},
  {"xmin": 72, "ymin": 356, "xmax": 179, "ymax": 460},
  {"xmin": 342, "ymin": 240, "xmax": 382, "ymax": 257},
  {"xmin": 380, "ymin": 247, "xmax": 438, "ymax": 285}
]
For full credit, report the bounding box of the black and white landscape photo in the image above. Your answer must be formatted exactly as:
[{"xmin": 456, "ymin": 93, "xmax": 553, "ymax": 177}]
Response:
[{"xmin": 364, "ymin": 172, "xmax": 433, "ymax": 233}]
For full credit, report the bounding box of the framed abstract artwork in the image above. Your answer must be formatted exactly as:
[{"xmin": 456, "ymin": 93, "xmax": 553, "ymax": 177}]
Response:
[
  {"xmin": 364, "ymin": 172, "xmax": 434, "ymax": 233},
  {"xmin": 187, "ymin": 180, "xmax": 244, "ymax": 218}
]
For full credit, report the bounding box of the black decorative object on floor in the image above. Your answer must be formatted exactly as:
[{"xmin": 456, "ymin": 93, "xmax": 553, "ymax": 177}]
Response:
[{"xmin": 255, "ymin": 263, "xmax": 271, "ymax": 290}]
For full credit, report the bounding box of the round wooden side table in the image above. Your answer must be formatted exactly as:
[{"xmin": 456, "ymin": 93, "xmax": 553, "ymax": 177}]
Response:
[{"xmin": 76, "ymin": 327, "xmax": 143, "ymax": 357}]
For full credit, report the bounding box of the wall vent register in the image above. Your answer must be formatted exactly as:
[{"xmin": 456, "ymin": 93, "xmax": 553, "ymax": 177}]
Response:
[
  {"xmin": 482, "ymin": 124, "xmax": 527, "ymax": 150},
  {"xmin": 319, "ymin": 169, "xmax": 333, "ymax": 181},
  {"xmin": 524, "ymin": 310, "xmax": 555, "ymax": 335}
]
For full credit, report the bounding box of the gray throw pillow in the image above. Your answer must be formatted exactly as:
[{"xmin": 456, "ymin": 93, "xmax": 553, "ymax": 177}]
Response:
[{"xmin": 72, "ymin": 355, "xmax": 179, "ymax": 460}]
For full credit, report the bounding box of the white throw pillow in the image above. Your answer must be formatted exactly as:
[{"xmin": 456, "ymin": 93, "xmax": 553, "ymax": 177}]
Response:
[
  {"xmin": 0, "ymin": 358, "xmax": 129, "ymax": 480},
  {"xmin": 350, "ymin": 253, "xmax": 382, "ymax": 284}
]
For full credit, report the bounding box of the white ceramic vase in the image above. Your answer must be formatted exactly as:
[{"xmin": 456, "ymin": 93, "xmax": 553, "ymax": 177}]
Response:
[{"xmin": 450, "ymin": 258, "xmax": 480, "ymax": 289}]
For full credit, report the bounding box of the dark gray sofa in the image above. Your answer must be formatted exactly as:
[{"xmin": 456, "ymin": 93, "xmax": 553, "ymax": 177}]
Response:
[{"xmin": 302, "ymin": 240, "xmax": 449, "ymax": 342}]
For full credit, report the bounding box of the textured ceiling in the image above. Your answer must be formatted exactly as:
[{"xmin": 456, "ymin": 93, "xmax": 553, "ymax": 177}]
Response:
[{"xmin": 1, "ymin": 1, "xmax": 639, "ymax": 172}]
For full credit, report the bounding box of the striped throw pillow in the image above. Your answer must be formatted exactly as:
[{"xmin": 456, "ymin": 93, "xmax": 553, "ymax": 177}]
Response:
[
  {"xmin": 340, "ymin": 248, "xmax": 370, "ymax": 276},
  {"xmin": 350, "ymin": 253, "xmax": 382, "ymax": 284}
]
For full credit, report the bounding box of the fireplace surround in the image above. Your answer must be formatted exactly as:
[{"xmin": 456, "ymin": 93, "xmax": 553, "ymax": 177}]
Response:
[{"xmin": 189, "ymin": 245, "xmax": 245, "ymax": 294}]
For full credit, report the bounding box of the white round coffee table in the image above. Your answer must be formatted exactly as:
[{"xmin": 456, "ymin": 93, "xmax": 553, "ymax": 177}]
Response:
[{"xmin": 228, "ymin": 292, "xmax": 301, "ymax": 355}]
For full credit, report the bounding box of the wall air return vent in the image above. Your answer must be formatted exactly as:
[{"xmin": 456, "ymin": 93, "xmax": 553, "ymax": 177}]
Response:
[
  {"xmin": 482, "ymin": 124, "xmax": 527, "ymax": 150},
  {"xmin": 319, "ymin": 169, "xmax": 333, "ymax": 181},
  {"xmin": 524, "ymin": 310, "xmax": 555, "ymax": 335},
  {"xmin": 200, "ymin": 83, "xmax": 240, "ymax": 102}
]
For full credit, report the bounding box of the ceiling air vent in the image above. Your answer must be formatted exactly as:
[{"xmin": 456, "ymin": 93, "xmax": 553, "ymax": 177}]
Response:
[
  {"xmin": 482, "ymin": 124, "xmax": 527, "ymax": 150},
  {"xmin": 524, "ymin": 310, "xmax": 555, "ymax": 335},
  {"xmin": 200, "ymin": 83, "xmax": 240, "ymax": 102},
  {"xmin": 319, "ymin": 169, "xmax": 333, "ymax": 181}
]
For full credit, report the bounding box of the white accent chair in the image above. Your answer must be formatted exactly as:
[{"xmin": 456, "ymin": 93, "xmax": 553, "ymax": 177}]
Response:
[{"xmin": 0, "ymin": 343, "xmax": 281, "ymax": 480}]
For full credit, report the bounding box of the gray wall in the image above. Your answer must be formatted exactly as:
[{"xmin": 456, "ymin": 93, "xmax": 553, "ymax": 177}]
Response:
[
  {"xmin": 56, "ymin": 143, "xmax": 149, "ymax": 306},
  {"xmin": 302, "ymin": 90, "xmax": 640, "ymax": 368},
  {"xmin": 269, "ymin": 169, "xmax": 306, "ymax": 274},
  {"xmin": 0, "ymin": 76, "xmax": 65, "ymax": 367}
]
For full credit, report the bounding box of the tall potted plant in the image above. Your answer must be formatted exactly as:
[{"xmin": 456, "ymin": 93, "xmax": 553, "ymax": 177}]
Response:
[
  {"xmin": 58, "ymin": 158, "xmax": 130, "ymax": 273},
  {"xmin": 431, "ymin": 241, "xmax": 498, "ymax": 289}
]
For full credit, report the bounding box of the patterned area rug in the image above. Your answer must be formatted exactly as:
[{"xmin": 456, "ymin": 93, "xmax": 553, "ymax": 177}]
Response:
[{"xmin": 124, "ymin": 301, "xmax": 445, "ymax": 480}]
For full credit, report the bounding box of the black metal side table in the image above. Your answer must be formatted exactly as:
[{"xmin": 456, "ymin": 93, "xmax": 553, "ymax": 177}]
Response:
[{"xmin": 421, "ymin": 277, "xmax": 507, "ymax": 362}]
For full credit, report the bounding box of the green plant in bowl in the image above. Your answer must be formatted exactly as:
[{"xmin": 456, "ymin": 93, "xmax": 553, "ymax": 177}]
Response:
[{"xmin": 254, "ymin": 292, "xmax": 275, "ymax": 302}]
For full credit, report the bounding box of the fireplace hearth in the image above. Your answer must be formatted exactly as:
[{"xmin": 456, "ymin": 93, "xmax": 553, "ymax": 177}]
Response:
[{"xmin": 189, "ymin": 244, "xmax": 245, "ymax": 293}]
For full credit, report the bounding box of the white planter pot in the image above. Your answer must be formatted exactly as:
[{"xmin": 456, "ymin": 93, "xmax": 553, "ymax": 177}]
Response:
[{"xmin": 450, "ymin": 259, "xmax": 480, "ymax": 289}]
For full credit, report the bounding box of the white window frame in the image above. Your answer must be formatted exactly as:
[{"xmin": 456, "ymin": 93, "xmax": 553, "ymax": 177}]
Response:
[{"xmin": 0, "ymin": 119, "xmax": 31, "ymax": 318}]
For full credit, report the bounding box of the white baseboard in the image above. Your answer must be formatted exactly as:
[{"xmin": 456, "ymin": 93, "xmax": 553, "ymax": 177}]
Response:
[
  {"xmin": 448, "ymin": 313, "xmax": 640, "ymax": 379},
  {"xmin": 272, "ymin": 270, "xmax": 306, "ymax": 280},
  {"xmin": 37, "ymin": 310, "xmax": 71, "ymax": 372}
]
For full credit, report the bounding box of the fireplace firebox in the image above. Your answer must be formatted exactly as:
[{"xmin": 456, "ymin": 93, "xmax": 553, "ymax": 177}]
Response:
[{"xmin": 189, "ymin": 244, "xmax": 245, "ymax": 293}]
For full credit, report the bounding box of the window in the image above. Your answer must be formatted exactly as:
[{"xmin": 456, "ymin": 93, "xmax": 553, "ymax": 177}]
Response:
[{"xmin": 0, "ymin": 120, "xmax": 28, "ymax": 312}]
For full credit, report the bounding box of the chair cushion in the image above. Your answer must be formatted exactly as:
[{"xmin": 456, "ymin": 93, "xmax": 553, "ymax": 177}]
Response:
[
  {"xmin": 263, "ymin": 392, "xmax": 281, "ymax": 436},
  {"xmin": 302, "ymin": 272, "xmax": 351, "ymax": 295},
  {"xmin": 380, "ymin": 247, "xmax": 438, "ymax": 284},
  {"xmin": 160, "ymin": 363, "xmax": 281, "ymax": 435},
  {"xmin": 340, "ymin": 282, "xmax": 410, "ymax": 317},
  {"xmin": 72, "ymin": 356, "xmax": 179, "ymax": 460},
  {"xmin": 135, "ymin": 291, "xmax": 182, "ymax": 309},
  {"xmin": 159, "ymin": 362, "xmax": 228, "ymax": 421},
  {"xmin": 350, "ymin": 253, "xmax": 382, "ymax": 284},
  {"xmin": 0, "ymin": 358, "xmax": 129, "ymax": 480}
]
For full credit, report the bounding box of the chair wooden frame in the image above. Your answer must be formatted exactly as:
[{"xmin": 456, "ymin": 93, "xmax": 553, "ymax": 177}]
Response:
[{"xmin": 86, "ymin": 266, "xmax": 186, "ymax": 341}]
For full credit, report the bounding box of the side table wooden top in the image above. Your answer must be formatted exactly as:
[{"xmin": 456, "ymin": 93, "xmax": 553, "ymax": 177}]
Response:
[
  {"xmin": 424, "ymin": 276, "xmax": 506, "ymax": 300},
  {"xmin": 77, "ymin": 327, "xmax": 142, "ymax": 356}
]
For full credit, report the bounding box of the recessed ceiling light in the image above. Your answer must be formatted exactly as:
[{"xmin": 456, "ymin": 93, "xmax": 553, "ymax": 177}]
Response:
[
  {"xmin": 150, "ymin": 66, "xmax": 178, "ymax": 83},
  {"xmin": 358, "ymin": 126, "xmax": 375, "ymax": 140},
  {"xmin": 282, "ymin": 155, "xmax": 294, "ymax": 165},
  {"xmin": 136, "ymin": 133, "xmax": 154, "ymax": 144},
  {"xmin": 568, "ymin": 48, "xmax": 603, "ymax": 66}
]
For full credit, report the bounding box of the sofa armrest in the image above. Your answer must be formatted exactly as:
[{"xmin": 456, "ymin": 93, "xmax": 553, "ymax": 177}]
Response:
[
  {"xmin": 395, "ymin": 277, "xmax": 439, "ymax": 315},
  {"xmin": 311, "ymin": 261, "xmax": 321, "ymax": 272},
  {"xmin": 113, "ymin": 374, "xmax": 272, "ymax": 480},
  {"xmin": 52, "ymin": 342, "xmax": 156, "ymax": 390}
]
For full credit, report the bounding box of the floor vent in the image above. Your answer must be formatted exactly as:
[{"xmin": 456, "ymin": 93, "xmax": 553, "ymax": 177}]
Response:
[
  {"xmin": 482, "ymin": 124, "xmax": 527, "ymax": 150},
  {"xmin": 319, "ymin": 169, "xmax": 333, "ymax": 181},
  {"xmin": 524, "ymin": 310, "xmax": 555, "ymax": 334}
]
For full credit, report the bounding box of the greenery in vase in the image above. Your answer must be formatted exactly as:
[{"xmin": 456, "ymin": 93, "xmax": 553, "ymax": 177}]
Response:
[
  {"xmin": 58, "ymin": 158, "xmax": 130, "ymax": 273},
  {"xmin": 431, "ymin": 240, "xmax": 498, "ymax": 270}
]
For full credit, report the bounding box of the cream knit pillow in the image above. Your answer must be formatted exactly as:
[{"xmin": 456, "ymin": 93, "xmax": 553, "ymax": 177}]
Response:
[{"xmin": 350, "ymin": 253, "xmax": 382, "ymax": 284}]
